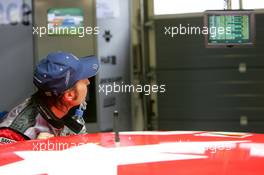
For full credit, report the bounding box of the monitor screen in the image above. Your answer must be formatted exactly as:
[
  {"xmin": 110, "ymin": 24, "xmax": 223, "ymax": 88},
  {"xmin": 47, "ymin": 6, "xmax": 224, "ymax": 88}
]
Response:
[
  {"xmin": 204, "ymin": 10, "xmax": 255, "ymax": 48},
  {"xmin": 47, "ymin": 8, "xmax": 84, "ymax": 35}
]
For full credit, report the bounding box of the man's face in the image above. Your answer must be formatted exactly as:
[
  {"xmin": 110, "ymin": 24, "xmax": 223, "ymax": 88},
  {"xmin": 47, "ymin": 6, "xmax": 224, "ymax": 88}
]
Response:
[{"xmin": 72, "ymin": 79, "xmax": 90, "ymax": 105}]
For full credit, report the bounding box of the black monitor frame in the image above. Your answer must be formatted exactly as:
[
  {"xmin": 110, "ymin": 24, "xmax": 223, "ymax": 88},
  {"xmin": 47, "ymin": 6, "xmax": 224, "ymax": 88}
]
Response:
[{"xmin": 204, "ymin": 10, "xmax": 255, "ymax": 48}]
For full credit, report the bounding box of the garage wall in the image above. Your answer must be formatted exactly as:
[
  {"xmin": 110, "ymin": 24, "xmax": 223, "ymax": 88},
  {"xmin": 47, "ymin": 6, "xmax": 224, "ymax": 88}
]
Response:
[
  {"xmin": 96, "ymin": 0, "xmax": 132, "ymax": 131},
  {"xmin": 155, "ymin": 13, "xmax": 264, "ymax": 133},
  {"xmin": 0, "ymin": 0, "xmax": 34, "ymax": 111}
]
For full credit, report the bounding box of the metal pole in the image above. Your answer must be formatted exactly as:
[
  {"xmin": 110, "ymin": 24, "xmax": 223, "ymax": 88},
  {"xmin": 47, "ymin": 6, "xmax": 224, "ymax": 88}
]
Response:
[
  {"xmin": 224, "ymin": 0, "xmax": 232, "ymax": 10},
  {"xmin": 113, "ymin": 110, "xmax": 120, "ymax": 143},
  {"xmin": 140, "ymin": 0, "xmax": 149, "ymax": 130},
  {"xmin": 239, "ymin": 0, "xmax": 243, "ymax": 9}
]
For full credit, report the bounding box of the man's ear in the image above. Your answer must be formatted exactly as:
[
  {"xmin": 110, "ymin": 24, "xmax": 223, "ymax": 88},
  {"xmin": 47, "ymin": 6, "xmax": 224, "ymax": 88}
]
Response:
[{"xmin": 62, "ymin": 90, "xmax": 76, "ymax": 102}]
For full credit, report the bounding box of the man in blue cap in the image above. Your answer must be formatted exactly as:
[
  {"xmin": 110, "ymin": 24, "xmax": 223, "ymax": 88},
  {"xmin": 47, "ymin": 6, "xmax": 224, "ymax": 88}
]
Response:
[{"xmin": 0, "ymin": 52, "xmax": 99, "ymax": 143}]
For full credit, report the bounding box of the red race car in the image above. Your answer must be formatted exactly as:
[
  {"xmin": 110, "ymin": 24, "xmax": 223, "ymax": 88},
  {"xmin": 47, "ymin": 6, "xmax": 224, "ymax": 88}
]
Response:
[{"xmin": 0, "ymin": 131, "xmax": 263, "ymax": 175}]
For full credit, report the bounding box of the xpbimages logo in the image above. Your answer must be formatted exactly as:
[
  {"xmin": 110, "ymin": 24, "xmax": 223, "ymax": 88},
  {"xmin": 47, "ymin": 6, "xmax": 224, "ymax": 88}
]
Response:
[
  {"xmin": 99, "ymin": 82, "xmax": 166, "ymax": 96},
  {"xmin": 164, "ymin": 24, "xmax": 232, "ymax": 38},
  {"xmin": 32, "ymin": 26, "xmax": 100, "ymax": 37},
  {"xmin": 32, "ymin": 140, "xmax": 85, "ymax": 151}
]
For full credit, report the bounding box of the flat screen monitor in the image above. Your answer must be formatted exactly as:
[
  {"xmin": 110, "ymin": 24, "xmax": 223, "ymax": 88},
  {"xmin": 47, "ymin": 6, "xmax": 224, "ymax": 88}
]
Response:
[
  {"xmin": 204, "ymin": 10, "xmax": 255, "ymax": 48},
  {"xmin": 47, "ymin": 8, "xmax": 84, "ymax": 35}
]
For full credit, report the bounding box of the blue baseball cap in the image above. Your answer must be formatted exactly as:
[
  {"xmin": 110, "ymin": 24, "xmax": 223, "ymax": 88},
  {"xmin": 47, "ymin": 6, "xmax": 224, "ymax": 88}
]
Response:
[{"xmin": 33, "ymin": 51, "xmax": 99, "ymax": 96}]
